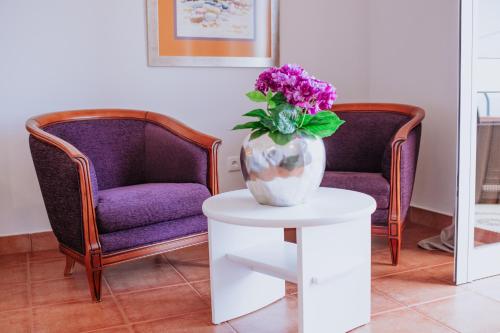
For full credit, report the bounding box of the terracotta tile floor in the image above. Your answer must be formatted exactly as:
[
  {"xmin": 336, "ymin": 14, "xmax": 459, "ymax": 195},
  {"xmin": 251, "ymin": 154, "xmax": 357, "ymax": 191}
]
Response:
[{"xmin": 1, "ymin": 223, "xmax": 500, "ymax": 332}]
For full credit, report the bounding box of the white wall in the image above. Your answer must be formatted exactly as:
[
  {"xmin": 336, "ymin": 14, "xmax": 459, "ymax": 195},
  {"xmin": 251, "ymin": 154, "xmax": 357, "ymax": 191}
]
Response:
[
  {"xmin": 280, "ymin": 0, "xmax": 370, "ymax": 101},
  {"xmin": 0, "ymin": 0, "xmax": 370, "ymax": 235},
  {"xmin": 368, "ymin": 0, "xmax": 460, "ymax": 215}
]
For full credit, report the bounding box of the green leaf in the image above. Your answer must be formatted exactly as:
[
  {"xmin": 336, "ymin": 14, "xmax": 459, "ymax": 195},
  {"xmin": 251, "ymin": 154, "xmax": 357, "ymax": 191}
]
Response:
[
  {"xmin": 261, "ymin": 118, "xmax": 276, "ymax": 131},
  {"xmin": 266, "ymin": 90, "xmax": 273, "ymax": 101},
  {"xmin": 268, "ymin": 100, "xmax": 277, "ymax": 109},
  {"xmin": 271, "ymin": 103, "xmax": 298, "ymax": 135},
  {"xmin": 271, "ymin": 92, "xmax": 286, "ymax": 105},
  {"xmin": 269, "ymin": 131, "xmax": 294, "ymax": 145},
  {"xmin": 243, "ymin": 109, "xmax": 268, "ymax": 119},
  {"xmin": 232, "ymin": 121, "xmax": 264, "ymax": 130},
  {"xmin": 250, "ymin": 128, "xmax": 268, "ymax": 140},
  {"xmin": 295, "ymin": 112, "xmax": 313, "ymax": 128},
  {"xmin": 301, "ymin": 111, "xmax": 345, "ymax": 138},
  {"xmin": 246, "ymin": 91, "xmax": 267, "ymax": 103},
  {"xmin": 276, "ymin": 111, "xmax": 297, "ymax": 134},
  {"xmin": 298, "ymin": 128, "xmax": 316, "ymax": 139},
  {"xmin": 271, "ymin": 103, "xmax": 296, "ymax": 118},
  {"xmin": 300, "ymin": 113, "xmax": 314, "ymax": 126}
]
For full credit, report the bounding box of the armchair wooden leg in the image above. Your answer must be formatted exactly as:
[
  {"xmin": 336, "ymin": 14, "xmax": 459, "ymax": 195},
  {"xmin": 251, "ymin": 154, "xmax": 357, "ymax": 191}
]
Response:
[
  {"xmin": 85, "ymin": 265, "xmax": 103, "ymax": 302},
  {"xmin": 64, "ymin": 256, "xmax": 76, "ymax": 276},
  {"xmin": 85, "ymin": 251, "xmax": 103, "ymax": 302},
  {"xmin": 389, "ymin": 237, "xmax": 401, "ymax": 266}
]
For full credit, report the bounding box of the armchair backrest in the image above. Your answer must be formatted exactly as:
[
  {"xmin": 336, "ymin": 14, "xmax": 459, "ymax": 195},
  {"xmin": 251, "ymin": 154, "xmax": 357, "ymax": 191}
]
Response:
[
  {"xmin": 44, "ymin": 119, "xmax": 147, "ymax": 190},
  {"xmin": 323, "ymin": 110, "xmax": 410, "ymax": 173},
  {"xmin": 34, "ymin": 110, "xmax": 215, "ymax": 191}
]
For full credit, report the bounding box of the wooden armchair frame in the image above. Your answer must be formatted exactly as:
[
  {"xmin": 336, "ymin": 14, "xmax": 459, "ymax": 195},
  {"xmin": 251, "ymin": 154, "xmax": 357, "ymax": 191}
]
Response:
[
  {"xmin": 330, "ymin": 103, "xmax": 425, "ymax": 265},
  {"xmin": 26, "ymin": 109, "xmax": 221, "ymax": 301}
]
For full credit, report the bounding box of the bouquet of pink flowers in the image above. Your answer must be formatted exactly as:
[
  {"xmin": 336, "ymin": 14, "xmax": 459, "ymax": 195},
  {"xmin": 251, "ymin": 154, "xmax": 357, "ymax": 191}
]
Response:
[{"xmin": 233, "ymin": 64, "xmax": 345, "ymax": 144}]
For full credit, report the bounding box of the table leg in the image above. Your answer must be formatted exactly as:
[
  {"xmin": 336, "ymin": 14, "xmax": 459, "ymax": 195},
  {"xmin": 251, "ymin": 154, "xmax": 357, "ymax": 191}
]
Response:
[
  {"xmin": 297, "ymin": 216, "xmax": 371, "ymax": 333},
  {"xmin": 208, "ymin": 219, "xmax": 286, "ymax": 324}
]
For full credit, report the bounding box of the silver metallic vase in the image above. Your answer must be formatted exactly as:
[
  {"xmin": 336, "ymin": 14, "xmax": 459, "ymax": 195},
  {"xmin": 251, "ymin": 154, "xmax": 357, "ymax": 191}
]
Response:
[{"xmin": 240, "ymin": 133, "xmax": 326, "ymax": 207}]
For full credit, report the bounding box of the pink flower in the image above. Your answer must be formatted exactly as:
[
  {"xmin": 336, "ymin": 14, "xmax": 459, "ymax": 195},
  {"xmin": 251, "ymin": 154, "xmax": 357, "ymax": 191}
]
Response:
[{"xmin": 255, "ymin": 64, "xmax": 337, "ymax": 114}]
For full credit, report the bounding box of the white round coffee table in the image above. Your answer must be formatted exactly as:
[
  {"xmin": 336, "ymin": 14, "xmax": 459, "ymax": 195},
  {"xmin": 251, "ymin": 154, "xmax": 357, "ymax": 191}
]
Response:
[{"xmin": 202, "ymin": 187, "xmax": 376, "ymax": 333}]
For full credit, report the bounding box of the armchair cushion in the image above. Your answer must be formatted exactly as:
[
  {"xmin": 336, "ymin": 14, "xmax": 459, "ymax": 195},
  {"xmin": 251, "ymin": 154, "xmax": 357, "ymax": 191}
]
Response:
[
  {"xmin": 96, "ymin": 183, "xmax": 211, "ymax": 233},
  {"xmin": 99, "ymin": 214, "xmax": 207, "ymax": 253},
  {"xmin": 321, "ymin": 171, "xmax": 390, "ymax": 209}
]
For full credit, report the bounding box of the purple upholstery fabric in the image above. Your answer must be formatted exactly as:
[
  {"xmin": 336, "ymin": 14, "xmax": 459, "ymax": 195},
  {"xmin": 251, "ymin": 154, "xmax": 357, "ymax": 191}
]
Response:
[
  {"xmin": 44, "ymin": 119, "xmax": 146, "ymax": 190},
  {"xmin": 321, "ymin": 171, "xmax": 390, "ymax": 209},
  {"xmin": 372, "ymin": 209, "xmax": 389, "ymax": 226},
  {"xmin": 96, "ymin": 183, "xmax": 211, "ymax": 233},
  {"xmin": 398, "ymin": 126, "xmax": 421, "ymax": 222},
  {"xmin": 144, "ymin": 123, "xmax": 208, "ymax": 186},
  {"xmin": 99, "ymin": 214, "xmax": 207, "ymax": 253},
  {"xmin": 29, "ymin": 136, "xmax": 85, "ymax": 254},
  {"xmin": 88, "ymin": 160, "xmax": 99, "ymax": 207},
  {"xmin": 323, "ymin": 112, "xmax": 409, "ymax": 173}
]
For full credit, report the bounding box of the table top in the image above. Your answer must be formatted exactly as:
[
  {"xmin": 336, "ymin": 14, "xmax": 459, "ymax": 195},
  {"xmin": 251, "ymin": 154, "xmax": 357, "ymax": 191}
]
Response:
[{"xmin": 202, "ymin": 187, "xmax": 377, "ymax": 228}]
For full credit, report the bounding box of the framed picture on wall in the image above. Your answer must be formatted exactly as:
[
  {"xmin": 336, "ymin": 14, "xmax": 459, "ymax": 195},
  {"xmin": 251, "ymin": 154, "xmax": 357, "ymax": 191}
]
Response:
[{"xmin": 147, "ymin": 0, "xmax": 279, "ymax": 67}]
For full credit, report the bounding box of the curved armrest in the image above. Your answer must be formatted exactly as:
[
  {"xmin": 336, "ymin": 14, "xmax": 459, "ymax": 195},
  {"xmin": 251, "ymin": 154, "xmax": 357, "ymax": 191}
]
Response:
[
  {"xmin": 26, "ymin": 118, "xmax": 101, "ymax": 255},
  {"xmin": 391, "ymin": 106, "xmax": 425, "ymax": 144},
  {"xmin": 388, "ymin": 125, "xmax": 422, "ymax": 225}
]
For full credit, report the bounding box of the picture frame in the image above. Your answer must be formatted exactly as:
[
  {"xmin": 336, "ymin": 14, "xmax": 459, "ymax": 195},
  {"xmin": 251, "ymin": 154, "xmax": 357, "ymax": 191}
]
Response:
[{"xmin": 147, "ymin": 0, "xmax": 279, "ymax": 67}]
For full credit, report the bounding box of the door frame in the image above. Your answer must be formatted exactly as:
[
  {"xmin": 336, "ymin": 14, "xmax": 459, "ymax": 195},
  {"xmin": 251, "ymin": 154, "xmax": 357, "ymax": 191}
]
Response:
[{"xmin": 455, "ymin": 0, "xmax": 500, "ymax": 284}]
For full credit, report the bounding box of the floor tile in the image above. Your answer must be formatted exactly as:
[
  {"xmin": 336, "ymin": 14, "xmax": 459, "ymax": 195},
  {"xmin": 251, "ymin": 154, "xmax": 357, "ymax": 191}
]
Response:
[
  {"xmin": 415, "ymin": 292, "xmax": 500, "ymax": 333},
  {"xmin": 0, "ymin": 264, "xmax": 27, "ymax": 285},
  {"xmin": 229, "ymin": 296, "xmax": 298, "ymax": 333},
  {"xmin": 371, "ymin": 250, "xmax": 416, "ymax": 278},
  {"xmin": 132, "ymin": 310, "xmax": 233, "ymax": 333},
  {"xmin": 372, "ymin": 269, "xmax": 465, "ymax": 306},
  {"xmin": 467, "ymin": 274, "xmax": 500, "ymax": 302},
  {"xmin": 30, "ymin": 231, "xmax": 58, "ymax": 252},
  {"xmin": 0, "ymin": 283, "xmax": 29, "ymax": 312},
  {"xmin": 371, "ymin": 236, "xmax": 388, "ymax": 252},
  {"xmin": 191, "ymin": 280, "xmax": 211, "ymax": 304},
  {"xmin": 31, "ymin": 274, "xmax": 109, "ymax": 306},
  {"xmin": 402, "ymin": 224, "xmax": 444, "ymax": 249},
  {"xmin": 371, "ymin": 247, "xmax": 453, "ymax": 278},
  {"xmin": 409, "ymin": 207, "xmax": 452, "ymax": 231},
  {"xmin": 422, "ymin": 263, "xmax": 455, "ymax": 285},
  {"xmin": 29, "ymin": 249, "xmax": 65, "ymax": 262},
  {"xmin": 104, "ymin": 256, "xmax": 184, "ymax": 294},
  {"xmin": 84, "ymin": 326, "xmax": 132, "ymax": 333},
  {"xmin": 33, "ymin": 298, "xmax": 124, "ymax": 333},
  {"xmin": 170, "ymin": 259, "xmax": 210, "ymax": 282},
  {"xmin": 30, "ymin": 258, "xmax": 83, "ymax": 282},
  {"xmin": 116, "ymin": 284, "xmax": 208, "ymax": 323},
  {"xmin": 351, "ymin": 308, "xmax": 455, "ymax": 333},
  {"xmin": 286, "ymin": 281, "xmax": 297, "ymax": 295},
  {"xmin": 400, "ymin": 248, "xmax": 454, "ymax": 268},
  {"xmin": 164, "ymin": 243, "xmax": 209, "ymax": 262},
  {"xmin": 0, "ymin": 252, "xmax": 27, "ymax": 268},
  {"xmin": 0, "ymin": 234, "xmax": 30, "ymax": 255},
  {"xmin": 0, "ymin": 309, "xmax": 31, "ymax": 333},
  {"xmin": 371, "ymin": 290, "xmax": 404, "ymax": 315}
]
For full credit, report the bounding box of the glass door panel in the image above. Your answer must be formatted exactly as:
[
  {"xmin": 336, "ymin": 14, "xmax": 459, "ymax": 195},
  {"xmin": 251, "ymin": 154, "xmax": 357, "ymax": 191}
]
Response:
[{"xmin": 475, "ymin": 92, "xmax": 500, "ymax": 247}]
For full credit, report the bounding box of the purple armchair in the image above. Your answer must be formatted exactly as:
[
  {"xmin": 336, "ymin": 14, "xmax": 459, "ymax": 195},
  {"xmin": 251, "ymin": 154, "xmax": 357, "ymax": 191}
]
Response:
[
  {"xmin": 321, "ymin": 103, "xmax": 425, "ymax": 265},
  {"xmin": 26, "ymin": 109, "xmax": 220, "ymax": 301}
]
